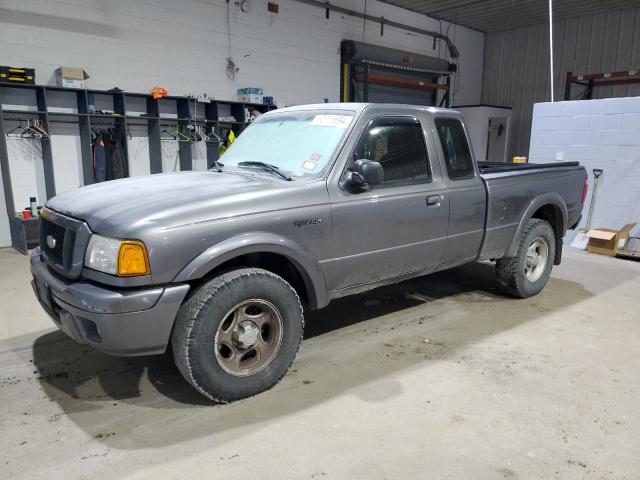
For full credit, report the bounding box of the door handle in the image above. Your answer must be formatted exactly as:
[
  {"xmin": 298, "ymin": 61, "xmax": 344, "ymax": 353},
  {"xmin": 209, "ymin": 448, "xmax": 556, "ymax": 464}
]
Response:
[{"xmin": 426, "ymin": 195, "xmax": 442, "ymax": 206}]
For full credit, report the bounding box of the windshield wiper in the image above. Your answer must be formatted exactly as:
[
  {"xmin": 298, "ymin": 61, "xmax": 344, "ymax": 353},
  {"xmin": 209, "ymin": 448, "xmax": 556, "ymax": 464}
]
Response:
[
  {"xmin": 210, "ymin": 160, "xmax": 224, "ymax": 172},
  {"xmin": 237, "ymin": 161, "xmax": 293, "ymax": 181}
]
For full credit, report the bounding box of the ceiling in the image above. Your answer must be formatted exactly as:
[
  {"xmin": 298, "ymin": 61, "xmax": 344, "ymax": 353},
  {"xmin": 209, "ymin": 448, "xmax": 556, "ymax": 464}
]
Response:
[{"xmin": 379, "ymin": 0, "xmax": 640, "ymax": 32}]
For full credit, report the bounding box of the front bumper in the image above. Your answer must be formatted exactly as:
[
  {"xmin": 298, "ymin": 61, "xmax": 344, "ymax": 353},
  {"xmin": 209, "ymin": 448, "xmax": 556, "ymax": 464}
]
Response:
[{"xmin": 30, "ymin": 249, "xmax": 190, "ymax": 356}]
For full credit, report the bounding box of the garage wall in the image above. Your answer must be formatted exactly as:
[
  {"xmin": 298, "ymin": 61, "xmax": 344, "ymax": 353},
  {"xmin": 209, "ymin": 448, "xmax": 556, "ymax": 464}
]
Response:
[
  {"xmin": 482, "ymin": 6, "xmax": 640, "ymax": 160},
  {"xmin": 0, "ymin": 0, "xmax": 483, "ymax": 106},
  {"xmin": 0, "ymin": 0, "xmax": 484, "ymax": 248},
  {"xmin": 529, "ymin": 97, "xmax": 640, "ymax": 233}
]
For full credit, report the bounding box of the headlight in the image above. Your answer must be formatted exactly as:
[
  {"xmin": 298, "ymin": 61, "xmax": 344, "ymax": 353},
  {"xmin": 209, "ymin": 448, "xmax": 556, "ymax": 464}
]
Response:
[{"xmin": 85, "ymin": 234, "xmax": 150, "ymax": 276}]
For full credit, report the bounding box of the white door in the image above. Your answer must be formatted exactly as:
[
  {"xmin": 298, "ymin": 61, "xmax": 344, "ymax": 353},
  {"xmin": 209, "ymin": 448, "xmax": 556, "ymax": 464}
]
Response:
[
  {"xmin": 487, "ymin": 116, "xmax": 508, "ymax": 162},
  {"xmin": 0, "ymin": 165, "xmax": 11, "ymax": 247}
]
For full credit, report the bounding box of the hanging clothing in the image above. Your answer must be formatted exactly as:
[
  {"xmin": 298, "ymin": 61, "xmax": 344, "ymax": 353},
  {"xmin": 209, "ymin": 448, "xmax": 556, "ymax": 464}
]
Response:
[
  {"xmin": 92, "ymin": 128, "xmax": 128, "ymax": 182},
  {"xmin": 93, "ymin": 133, "xmax": 107, "ymax": 183},
  {"xmin": 105, "ymin": 128, "xmax": 128, "ymax": 180},
  {"xmin": 219, "ymin": 129, "xmax": 236, "ymax": 156}
]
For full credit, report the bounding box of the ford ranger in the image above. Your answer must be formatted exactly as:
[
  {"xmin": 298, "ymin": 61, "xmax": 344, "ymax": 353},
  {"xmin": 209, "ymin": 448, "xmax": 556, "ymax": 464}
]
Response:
[{"xmin": 30, "ymin": 103, "xmax": 587, "ymax": 402}]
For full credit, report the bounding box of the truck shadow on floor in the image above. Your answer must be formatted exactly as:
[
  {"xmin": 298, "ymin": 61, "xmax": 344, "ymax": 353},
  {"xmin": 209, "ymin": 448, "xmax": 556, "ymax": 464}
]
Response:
[{"xmin": 31, "ymin": 262, "xmax": 593, "ymax": 449}]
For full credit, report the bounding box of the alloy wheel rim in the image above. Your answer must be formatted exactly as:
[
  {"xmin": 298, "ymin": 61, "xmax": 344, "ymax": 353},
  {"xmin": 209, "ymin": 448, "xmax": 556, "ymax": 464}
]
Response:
[
  {"xmin": 524, "ymin": 237, "xmax": 549, "ymax": 283},
  {"xmin": 214, "ymin": 299, "xmax": 284, "ymax": 377}
]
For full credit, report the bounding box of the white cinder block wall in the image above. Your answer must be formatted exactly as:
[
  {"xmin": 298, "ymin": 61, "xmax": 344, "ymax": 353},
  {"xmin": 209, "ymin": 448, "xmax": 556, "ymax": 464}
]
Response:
[
  {"xmin": 0, "ymin": 0, "xmax": 484, "ymax": 247},
  {"xmin": 529, "ymin": 97, "xmax": 640, "ymax": 239}
]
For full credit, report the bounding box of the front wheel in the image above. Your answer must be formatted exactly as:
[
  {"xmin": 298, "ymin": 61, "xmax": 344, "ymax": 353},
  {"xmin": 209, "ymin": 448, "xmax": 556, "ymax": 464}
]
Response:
[
  {"xmin": 171, "ymin": 268, "xmax": 304, "ymax": 402},
  {"xmin": 495, "ymin": 218, "xmax": 556, "ymax": 298}
]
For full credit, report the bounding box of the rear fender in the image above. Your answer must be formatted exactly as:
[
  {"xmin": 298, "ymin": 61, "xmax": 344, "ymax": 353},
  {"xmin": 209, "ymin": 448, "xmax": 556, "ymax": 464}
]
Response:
[{"xmin": 506, "ymin": 193, "xmax": 567, "ymax": 265}]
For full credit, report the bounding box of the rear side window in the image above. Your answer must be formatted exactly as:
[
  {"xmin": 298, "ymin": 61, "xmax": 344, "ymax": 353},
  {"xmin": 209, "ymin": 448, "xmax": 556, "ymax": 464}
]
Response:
[
  {"xmin": 353, "ymin": 118, "xmax": 431, "ymax": 184},
  {"xmin": 435, "ymin": 118, "xmax": 475, "ymax": 180}
]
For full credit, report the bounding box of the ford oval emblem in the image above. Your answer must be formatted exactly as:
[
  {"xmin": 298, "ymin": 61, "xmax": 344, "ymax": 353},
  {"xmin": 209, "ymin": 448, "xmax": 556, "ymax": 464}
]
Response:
[{"xmin": 46, "ymin": 235, "xmax": 57, "ymax": 249}]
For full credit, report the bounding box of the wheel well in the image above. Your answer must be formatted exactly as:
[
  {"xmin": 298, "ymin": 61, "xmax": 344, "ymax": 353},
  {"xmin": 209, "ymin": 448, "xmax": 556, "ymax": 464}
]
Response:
[
  {"xmin": 531, "ymin": 204, "xmax": 563, "ymax": 265},
  {"xmin": 532, "ymin": 204, "xmax": 560, "ymax": 233},
  {"xmin": 191, "ymin": 252, "xmax": 311, "ymax": 308}
]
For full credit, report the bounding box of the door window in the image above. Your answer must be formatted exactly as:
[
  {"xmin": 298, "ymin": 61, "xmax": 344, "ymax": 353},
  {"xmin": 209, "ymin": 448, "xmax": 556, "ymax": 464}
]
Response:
[
  {"xmin": 352, "ymin": 118, "xmax": 431, "ymax": 184},
  {"xmin": 435, "ymin": 118, "xmax": 475, "ymax": 180}
]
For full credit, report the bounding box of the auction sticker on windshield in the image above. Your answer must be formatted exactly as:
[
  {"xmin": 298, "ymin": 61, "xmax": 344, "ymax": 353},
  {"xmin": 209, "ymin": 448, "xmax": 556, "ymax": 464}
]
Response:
[{"xmin": 310, "ymin": 115, "xmax": 352, "ymax": 128}]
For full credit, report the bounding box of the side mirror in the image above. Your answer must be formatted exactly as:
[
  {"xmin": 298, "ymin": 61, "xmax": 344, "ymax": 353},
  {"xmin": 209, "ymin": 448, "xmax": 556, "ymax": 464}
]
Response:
[{"xmin": 342, "ymin": 159, "xmax": 384, "ymax": 192}]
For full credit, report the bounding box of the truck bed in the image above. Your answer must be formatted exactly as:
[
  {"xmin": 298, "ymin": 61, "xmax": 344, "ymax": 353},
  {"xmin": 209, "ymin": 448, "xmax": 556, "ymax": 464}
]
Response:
[
  {"xmin": 477, "ymin": 161, "xmax": 580, "ymax": 174},
  {"xmin": 476, "ymin": 160, "xmax": 587, "ymax": 262}
]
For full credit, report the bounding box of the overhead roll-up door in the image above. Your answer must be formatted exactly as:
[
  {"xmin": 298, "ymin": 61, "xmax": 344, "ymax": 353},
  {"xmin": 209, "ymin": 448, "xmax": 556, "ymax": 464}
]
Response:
[{"xmin": 340, "ymin": 40, "xmax": 456, "ymax": 107}]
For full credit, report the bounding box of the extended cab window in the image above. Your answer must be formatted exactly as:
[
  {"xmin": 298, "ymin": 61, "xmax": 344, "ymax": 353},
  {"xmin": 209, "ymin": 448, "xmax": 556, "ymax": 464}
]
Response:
[
  {"xmin": 353, "ymin": 118, "xmax": 431, "ymax": 184},
  {"xmin": 435, "ymin": 118, "xmax": 475, "ymax": 180}
]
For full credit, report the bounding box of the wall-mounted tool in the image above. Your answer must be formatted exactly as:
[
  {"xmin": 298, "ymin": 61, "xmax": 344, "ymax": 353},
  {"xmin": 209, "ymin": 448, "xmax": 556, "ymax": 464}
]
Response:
[
  {"xmin": 585, "ymin": 168, "xmax": 604, "ymax": 231},
  {"xmin": 570, "ymin": 168, "xmax": 604, "ymax": 249}
]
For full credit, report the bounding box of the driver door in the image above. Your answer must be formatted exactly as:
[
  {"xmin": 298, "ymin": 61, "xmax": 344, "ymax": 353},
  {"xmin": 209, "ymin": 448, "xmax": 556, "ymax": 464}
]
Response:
[{"xmin": 323, "ymin": 115, "xmax": 449, "ymax": 291}]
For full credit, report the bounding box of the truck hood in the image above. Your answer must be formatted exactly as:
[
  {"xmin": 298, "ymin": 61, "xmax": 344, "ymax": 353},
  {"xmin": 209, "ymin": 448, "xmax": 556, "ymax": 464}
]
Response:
[{"xmin": 46, "ymin": 171, "xmax": 295, "ymax": 237}]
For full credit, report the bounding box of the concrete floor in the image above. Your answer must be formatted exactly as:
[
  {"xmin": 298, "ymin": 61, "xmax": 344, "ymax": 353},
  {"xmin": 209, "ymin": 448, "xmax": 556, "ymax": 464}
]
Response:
[{"xmin": 1, "ymin": 247, "xmax": 639, "ymax": 479}]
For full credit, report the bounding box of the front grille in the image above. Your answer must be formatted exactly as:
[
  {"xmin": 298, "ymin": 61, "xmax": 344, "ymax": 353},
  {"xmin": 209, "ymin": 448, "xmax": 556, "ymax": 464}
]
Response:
[
  {"xmin": 40, "ymin": 217, "xmax": 66, "ymax": 266},
  {"xmin": 38, "ymin": 209, "xmax": 90, "ymax": 279}
]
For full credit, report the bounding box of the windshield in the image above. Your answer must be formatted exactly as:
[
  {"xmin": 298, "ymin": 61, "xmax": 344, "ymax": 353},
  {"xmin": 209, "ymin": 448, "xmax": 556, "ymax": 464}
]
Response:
[{"xmin": 218, "ymin": 110, "xmax": 355, "ymax": 179}]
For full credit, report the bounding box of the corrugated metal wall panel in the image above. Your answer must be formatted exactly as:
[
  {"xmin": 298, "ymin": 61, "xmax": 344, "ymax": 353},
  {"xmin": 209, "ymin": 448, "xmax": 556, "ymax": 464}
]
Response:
[
  {"xmin": 381, "ymin": 0, "xmax": 640, "ymax": 32},
  {"xmin": 481, "ymin": 6, "xmax": 640, "ymax": 159}
]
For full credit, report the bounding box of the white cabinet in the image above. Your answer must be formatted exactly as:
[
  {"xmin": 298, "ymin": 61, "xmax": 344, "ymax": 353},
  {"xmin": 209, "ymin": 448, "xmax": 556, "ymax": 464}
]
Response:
[{"xmin": 456, "ymin": 105, "xmax": 512, "ymax": 162}]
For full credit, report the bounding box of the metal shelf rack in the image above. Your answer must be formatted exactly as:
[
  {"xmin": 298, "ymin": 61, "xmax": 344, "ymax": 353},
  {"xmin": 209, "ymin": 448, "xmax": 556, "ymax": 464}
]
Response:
[
  {"xmin": 0, "ymin": 82, "xmax": 276, "ymax": 253},
  {"xmin": 564, "ymin": 68, "xmax": 640, "ymax": 100},
  {"xmin": 341, "ymin": 59, "xmax": 454, "ymax": 107}
]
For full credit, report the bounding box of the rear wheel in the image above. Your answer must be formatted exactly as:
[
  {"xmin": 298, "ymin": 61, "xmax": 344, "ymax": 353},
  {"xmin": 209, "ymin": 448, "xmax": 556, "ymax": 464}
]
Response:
[
  {"xmin": 171, "ymin": 268, "xmax": 304, "ymax": 402},
  {"xmin": 495, "ymin": 218, "xmax": 556, "ymax": 298}
]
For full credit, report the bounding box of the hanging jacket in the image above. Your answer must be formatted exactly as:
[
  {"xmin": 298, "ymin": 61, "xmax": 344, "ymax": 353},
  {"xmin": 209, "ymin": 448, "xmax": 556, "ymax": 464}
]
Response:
[
  {"xmin": 105, "ymin": 128, "xmax": 128, "ymax": 180},
  {"xmin": 93, "ymin": 132, "xmax": 107, "ymax": 183},
  {"xmin": 219, "ymin": 129, "xmax": 236, "ymax": 156}
]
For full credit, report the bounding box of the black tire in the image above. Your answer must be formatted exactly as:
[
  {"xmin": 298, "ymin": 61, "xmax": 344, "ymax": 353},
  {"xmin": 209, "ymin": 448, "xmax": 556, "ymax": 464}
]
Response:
[
  {"xmin": 495, "ymin": 218, "xmax": 556, "ymax": 299},
  {"xmin": 171, "ymin": 268, "xmax": 304, "ymax": 403}
]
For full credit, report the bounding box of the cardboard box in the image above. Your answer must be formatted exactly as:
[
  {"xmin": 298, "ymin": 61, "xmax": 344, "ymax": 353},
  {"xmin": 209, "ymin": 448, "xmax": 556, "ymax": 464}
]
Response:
[
  {"xmin": 55, "ymin": 67, "xmax": 89, "ymax": 89},
  {"xmin": 585, "ymin": 223, "xmax": 636, "ymax": 256}
]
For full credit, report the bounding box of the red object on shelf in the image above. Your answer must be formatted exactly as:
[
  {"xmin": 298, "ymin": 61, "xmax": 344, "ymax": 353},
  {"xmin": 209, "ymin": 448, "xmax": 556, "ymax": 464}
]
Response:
[
  {"xmin": 22, "ymin": 210, "xmax": 31, "ymax": 219},
  {"xmin": 354, "ymin": 73, "xmax": 449, "ymax": 91}
]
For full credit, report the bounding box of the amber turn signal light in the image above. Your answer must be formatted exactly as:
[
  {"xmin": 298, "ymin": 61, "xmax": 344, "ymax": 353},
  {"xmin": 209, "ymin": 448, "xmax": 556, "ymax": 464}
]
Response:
[{"xmin": 117, "ymin": 241, "xmax": 150, "ymax": 276}]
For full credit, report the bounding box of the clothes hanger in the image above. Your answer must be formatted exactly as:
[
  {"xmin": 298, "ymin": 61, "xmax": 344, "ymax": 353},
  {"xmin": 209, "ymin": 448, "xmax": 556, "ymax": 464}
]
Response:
[
  {"xmin": 197, "ymin": 125, "xmax": 207, "ymax": 142},
  {"xmin": 6, "ymin": 121, "xmax": 26, "ymax": 138},
  {"xmin": 205, "ymin": 127, "xmax": 222, "ymax": 143},
  {"xmin": 29, "ymin": 120, "xmax": 49, "ymax": 138},
  {"xmin": 23, "ymin": 119, "xmax": 47, "ymax": 139},
  {"xmin": 161, "ymin": 125, "xmax": 179, "ymax": 141},
  {"xmin": 187, "ymin": 124, "xmax": 204, "ymax": 142},
  {"xmin": 186, "ymin": 124, "xmax": 197, "ymax": 142},
  {"xmin": 91, "ymin": 125, "xmax": 107, "ymax": 141},
  {"xmin": 21, "ymin": 121, "xmax": 40, "ymax": 138},
  {"xmin": 195, "ymin": 126, "xmax": 204, "ymax": 142},
  {"xmin": 173, "ymin": 127, "xmax": 191, "ymax": 143},
  {"xmin": 6, "ymin": 120, "xmax": 44, "ymax": 139}
]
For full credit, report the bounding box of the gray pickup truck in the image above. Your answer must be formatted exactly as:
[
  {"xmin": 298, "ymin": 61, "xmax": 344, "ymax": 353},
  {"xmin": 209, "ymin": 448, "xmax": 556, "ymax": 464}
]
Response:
[{"xmin": 31, "ymin": 103, "xmax": 587, "ymax": 402}]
